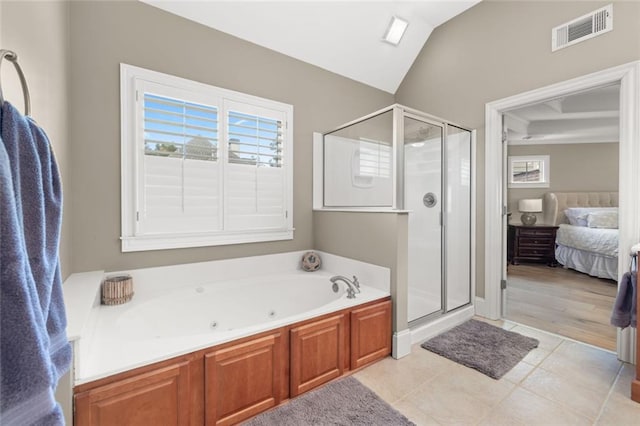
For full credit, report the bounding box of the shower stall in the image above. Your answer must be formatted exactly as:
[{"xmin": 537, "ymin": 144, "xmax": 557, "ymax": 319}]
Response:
[{"xmin": 317, "ymin": 104, "xmax": 473, "ymax": 329}]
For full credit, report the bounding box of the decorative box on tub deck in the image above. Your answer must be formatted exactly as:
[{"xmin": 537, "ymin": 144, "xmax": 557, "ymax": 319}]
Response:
[{"xmin": 101, "ymin": 275, "xmax": 134, "ymax": 305}]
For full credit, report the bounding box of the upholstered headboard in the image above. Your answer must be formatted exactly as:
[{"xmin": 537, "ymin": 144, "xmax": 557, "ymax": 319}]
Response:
[{"xmin": 542, "ymin": 192, "xmax": 619, "ymax": 225}]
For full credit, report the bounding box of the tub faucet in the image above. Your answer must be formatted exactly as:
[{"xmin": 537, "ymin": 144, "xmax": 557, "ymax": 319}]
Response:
[
  {"xmin": 330, "ymin": 275, "xmax": 360, "ymax": 299},
  {"xmin": 351, "ymin": 275, "xmax": 360, "ymax": 291}
]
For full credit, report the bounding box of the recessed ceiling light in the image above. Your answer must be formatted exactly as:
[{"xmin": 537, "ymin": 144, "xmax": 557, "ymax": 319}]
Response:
[{"xmin": 383, "ymin": 16, "xmax": 409, "ymax": 46}]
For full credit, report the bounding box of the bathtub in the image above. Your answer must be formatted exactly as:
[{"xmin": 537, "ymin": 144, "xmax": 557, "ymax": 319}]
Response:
[
  {"xmin": 72, "ymin": 251, "xmax": 391, "ymax": 385},
  {"xmin": 116, "ymin": 274, "xmax": 363, "ymax": 339}
]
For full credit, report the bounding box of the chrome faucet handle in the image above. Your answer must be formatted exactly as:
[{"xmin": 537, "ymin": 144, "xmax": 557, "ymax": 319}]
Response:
[
  {"xmin": 352, "ymin": 275, "xmax": 361, "ymax": 292},
  {"xmin": 346, "ymin": 286, "xmax": 356, "ymax": 299}
]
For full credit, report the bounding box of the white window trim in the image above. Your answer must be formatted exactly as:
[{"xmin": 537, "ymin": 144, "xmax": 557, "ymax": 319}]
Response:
[
  {"xmin": 120, "ymin": 64, "xmax": 294, "ymax": 252},
  {"xmin": 507, "ymin": 155, "xmax": 550, "ymax": 188}
]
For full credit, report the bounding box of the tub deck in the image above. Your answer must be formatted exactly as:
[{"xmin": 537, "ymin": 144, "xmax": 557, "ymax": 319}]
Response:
[{"xmin": 68, "ymin": 251, "xmax": 391, "ymax": 385}]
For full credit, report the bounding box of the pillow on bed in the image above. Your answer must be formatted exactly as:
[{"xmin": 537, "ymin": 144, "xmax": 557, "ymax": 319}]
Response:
[
  {"xmin": 587, "ymin": 211, "xmax": 618, "ymax": 229},
  {"xmin": 564, "ymin": 207, "xmax": 617, "ymax": 227}
]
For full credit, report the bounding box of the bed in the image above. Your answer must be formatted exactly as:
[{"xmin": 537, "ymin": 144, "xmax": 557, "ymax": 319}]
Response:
[{"xmin": 542, "ymin": 192, "xmax": 619, "ymax": 281}]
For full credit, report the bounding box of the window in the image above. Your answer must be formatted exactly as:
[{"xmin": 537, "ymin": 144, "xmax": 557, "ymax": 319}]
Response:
[
  {"xmin": 507, "ymin": 155, "xmax": 550, "ymax": 188},
  {"xmin": 121, "ymin": 64, "xmax": 293, "ymax": 252}
]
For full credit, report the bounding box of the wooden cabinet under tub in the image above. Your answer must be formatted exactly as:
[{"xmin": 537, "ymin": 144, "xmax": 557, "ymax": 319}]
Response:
[
  {"xmin": 290, "ymin": 314, "xmax": 347, "ymax": 397},
  {"xmin": 350, "ymin": 300, "xmax": 392, "ymax": 370},
  {"xmin": 73, "ymin": 298, "xmax": 391, "ymax": 426},
  {"xmin": 204, "ymin": 331, "xmax": 285, "ymax": 426},
  {"xmin": 74, "ymin": 354, "xmax": 203, "ymax": 426}
]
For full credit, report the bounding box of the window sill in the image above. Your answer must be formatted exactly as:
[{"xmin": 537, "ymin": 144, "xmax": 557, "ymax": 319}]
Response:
[
  {"xmin": 507, "ymin": 182, "xmax": 551, "ymax": 189},
  {"xmin": 313, "ymin": 208, "xmax": 411, "ymax": 214},
  {"xmin": 121, "ymin": 229, "xmax": 294, "ymax": 252}
]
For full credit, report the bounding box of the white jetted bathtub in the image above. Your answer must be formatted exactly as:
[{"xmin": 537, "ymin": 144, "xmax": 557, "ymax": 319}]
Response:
[
  {"xmin": 72, "ymin": 251, "xmax": 391, "ymax": 385},
  {"xmin": 116, "ymin": 274, "xmax": 351, "ymax": 340}
]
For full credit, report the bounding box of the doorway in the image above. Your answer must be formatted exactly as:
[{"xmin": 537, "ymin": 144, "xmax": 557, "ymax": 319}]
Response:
[
  {"xmin": 503, "ymin": 85, "xmax": 620, "ymax": 351},
  {"xmin": 482, "ymin": 61, "xmax": 640, "ymax": 362}
]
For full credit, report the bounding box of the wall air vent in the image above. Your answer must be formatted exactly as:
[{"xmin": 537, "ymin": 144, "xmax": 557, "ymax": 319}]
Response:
[{"xmin": 552, "ymin": 4, "xmax": 612, "ymax": 52}]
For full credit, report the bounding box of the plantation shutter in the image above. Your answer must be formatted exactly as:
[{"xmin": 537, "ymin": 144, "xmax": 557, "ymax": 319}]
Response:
[
  {"xmin": 138, "ymin": 83, "xmax": 222, "ymax": 236},
  {"xmin": 121, "ymin": 65, "xmax": 293, "ymax": 251},
  {"xmin": 225, "ymin": 100, "xmax": 287, "ymax": 231}
]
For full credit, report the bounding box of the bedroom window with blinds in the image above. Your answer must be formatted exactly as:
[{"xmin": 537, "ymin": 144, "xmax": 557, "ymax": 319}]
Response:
[
  {"xmin": 507, "ymin": 155, "xmax": 550, "ymax": 189},
  {"xmin": 120, "ymin": 64, "xmax": 293, "ymax": 252}
]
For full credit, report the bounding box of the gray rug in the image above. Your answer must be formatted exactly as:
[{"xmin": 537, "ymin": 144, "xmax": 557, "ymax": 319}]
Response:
[
  {"xmin": 242, "ymin": 376, "xmax": 415, "ymax": 426},
  {"xmin": 421, "ymin": 319, "xmax": 539, "ymax": 379}
]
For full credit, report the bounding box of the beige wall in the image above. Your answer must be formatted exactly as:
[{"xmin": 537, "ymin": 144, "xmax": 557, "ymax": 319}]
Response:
[
  {"xmin": 507, "ymin": 142, "xmax": 619, "ymax": 223},
  {"xmin": 396, "ymin": 0, "xmax": 640, "ymax": 297},
  {"xmin": 68, "ymin": 1, "xmax": 393, "ymax": 273},
  {"xmin": 313, "ymin": 211, "xmax": 408, "ymax": 331},
  {"xmin": 1, "ymin": 1, "xmax": 72, "ymax": 279},
  {"xmin": 6, "ymin": 0, "xmax": 636, "ymax": 314}
]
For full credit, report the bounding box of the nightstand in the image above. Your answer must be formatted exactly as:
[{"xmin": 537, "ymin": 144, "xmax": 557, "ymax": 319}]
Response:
[{"xmin": 507, "ymin": 224, "xmax": 559, "ymax": 266}]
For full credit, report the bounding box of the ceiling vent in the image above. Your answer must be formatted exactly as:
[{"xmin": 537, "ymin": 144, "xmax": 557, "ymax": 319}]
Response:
[{"xmin": 552, "ymin": 4, "xmax": 612, "ymax": 52}]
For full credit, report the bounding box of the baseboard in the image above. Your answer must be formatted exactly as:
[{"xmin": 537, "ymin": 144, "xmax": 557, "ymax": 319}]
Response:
[
  {"xmin": 392, "ymin": 329, "xmax": 412, "ymax": 359},
  {"xmin": 410, "ymin": 305, "xmax": 474, "ymax": 345},
  {"xmin": 617, "ymin": 326, "xmax": 636, "ymax": 364},
  {"xmin": 474, "ymin": 297, "xmax": 487, "ymax": 317}
]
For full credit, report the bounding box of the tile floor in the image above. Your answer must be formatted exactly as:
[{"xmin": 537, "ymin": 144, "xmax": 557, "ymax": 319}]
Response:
[{"xmin": 353, "ymin": 318, "xmax": 640, "ymax": 426}]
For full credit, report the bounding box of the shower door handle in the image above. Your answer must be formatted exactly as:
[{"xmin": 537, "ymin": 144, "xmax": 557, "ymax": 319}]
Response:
[{"xmin": 423, "ymin": 192, "xmax": 437, "ymax": 208}]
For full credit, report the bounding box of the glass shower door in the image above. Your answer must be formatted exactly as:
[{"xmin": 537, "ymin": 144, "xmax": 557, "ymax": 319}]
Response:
[
  {"xmin": 404, "ymin": 117, "xmax": 443, "ymax": 322},
  {"xmin": 445, "ymin": 125, "xmax": 472, "ymax": 311}
]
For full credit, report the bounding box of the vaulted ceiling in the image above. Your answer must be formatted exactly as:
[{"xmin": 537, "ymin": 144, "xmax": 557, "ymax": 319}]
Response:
[
  {"xmin": 140, "ymin": 0, "xmax": 480, "ymax": 94},
  {"xmin": 141, "ymin": 1, "xmax": 619, "ymax": 144}
]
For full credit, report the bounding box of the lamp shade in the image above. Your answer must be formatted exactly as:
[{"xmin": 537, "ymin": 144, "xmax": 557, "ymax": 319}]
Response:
[{"xmin": 518, "ymin": 199, "xmax": 542, "ymax": 213}]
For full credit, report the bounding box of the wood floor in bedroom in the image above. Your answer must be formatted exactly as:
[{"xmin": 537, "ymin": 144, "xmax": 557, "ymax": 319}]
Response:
[{"xmin": 506, "ymin": 264, "xmax": 618, "ymax": 351}]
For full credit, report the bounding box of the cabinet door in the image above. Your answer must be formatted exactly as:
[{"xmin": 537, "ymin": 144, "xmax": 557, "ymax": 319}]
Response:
[
  {"xmin": 74, "ymin": 361, "xmax": 191, "ymax": 426},
  {"xmin": 205, "ymin": 332, "xmax": 283, "ymax": 426},
  {"xmin": 290, "ymin": 314, "xmax": 345, "ymax": 397},
  {"xmin": 350, "ymin": 300, "xmax": 391, "ymax": 370}
]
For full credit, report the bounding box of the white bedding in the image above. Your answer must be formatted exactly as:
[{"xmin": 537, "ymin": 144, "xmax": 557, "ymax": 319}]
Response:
[
  {"xmin": 555, "ymin": 224, "xmax": 618, "ymax": 258},
  {"xmin": 555, "ymin": 244, "xmax": 618, "ymax": 281}
]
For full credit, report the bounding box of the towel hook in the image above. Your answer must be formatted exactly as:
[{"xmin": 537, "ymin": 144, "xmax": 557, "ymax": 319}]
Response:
[{"xmin": 0, "ymin": 50, "xmax": 31, "ymax": 116}]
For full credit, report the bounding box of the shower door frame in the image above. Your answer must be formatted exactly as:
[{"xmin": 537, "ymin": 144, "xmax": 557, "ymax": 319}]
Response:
[
  {"xmin": 401, "ymin": 112, "xmax": 446, "ymax": 324},
  {"xmin": 316, "ymin": 103, "xmax": 476, "ymax": 335},
  {"xmin": 400, "ymin": 108, "xmax": 474, "ymax": 327}
]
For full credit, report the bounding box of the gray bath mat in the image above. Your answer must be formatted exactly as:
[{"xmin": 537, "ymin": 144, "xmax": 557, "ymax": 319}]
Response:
[
  {"xmin": 242, "ymin": 376, "xmax": 415, "ymax": 426},
  {"xmin": 421, "ymin": 319, "xmax": 539, "ymax": 379}
]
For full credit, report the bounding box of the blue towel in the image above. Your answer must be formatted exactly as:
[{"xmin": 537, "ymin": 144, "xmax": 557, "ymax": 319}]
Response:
[
  {"xmin": 610, "ymin": 271, "xmax": 637, "ymax": 329},
  {"xmin": 1, "ymin": 101, "xmax": 70, "ymax": 425}
]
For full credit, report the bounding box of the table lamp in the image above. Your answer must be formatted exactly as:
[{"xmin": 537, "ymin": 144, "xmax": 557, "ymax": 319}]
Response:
[{"xmin": 518, "ymin": 199, "xmax": 542, "ymax": 225}]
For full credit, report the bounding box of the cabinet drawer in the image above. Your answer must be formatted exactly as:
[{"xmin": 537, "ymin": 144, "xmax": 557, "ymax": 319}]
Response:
[
  {"xmin": 518, "ymin": 247, "xmax": 551, "ymax": 257},
  {"xmin": 519, "ymin": 237, "xmax": 554, "ymax": 246},
  {"xmin": 517, "ymin": 229, "xmax": 555, "ymax": 237}
]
